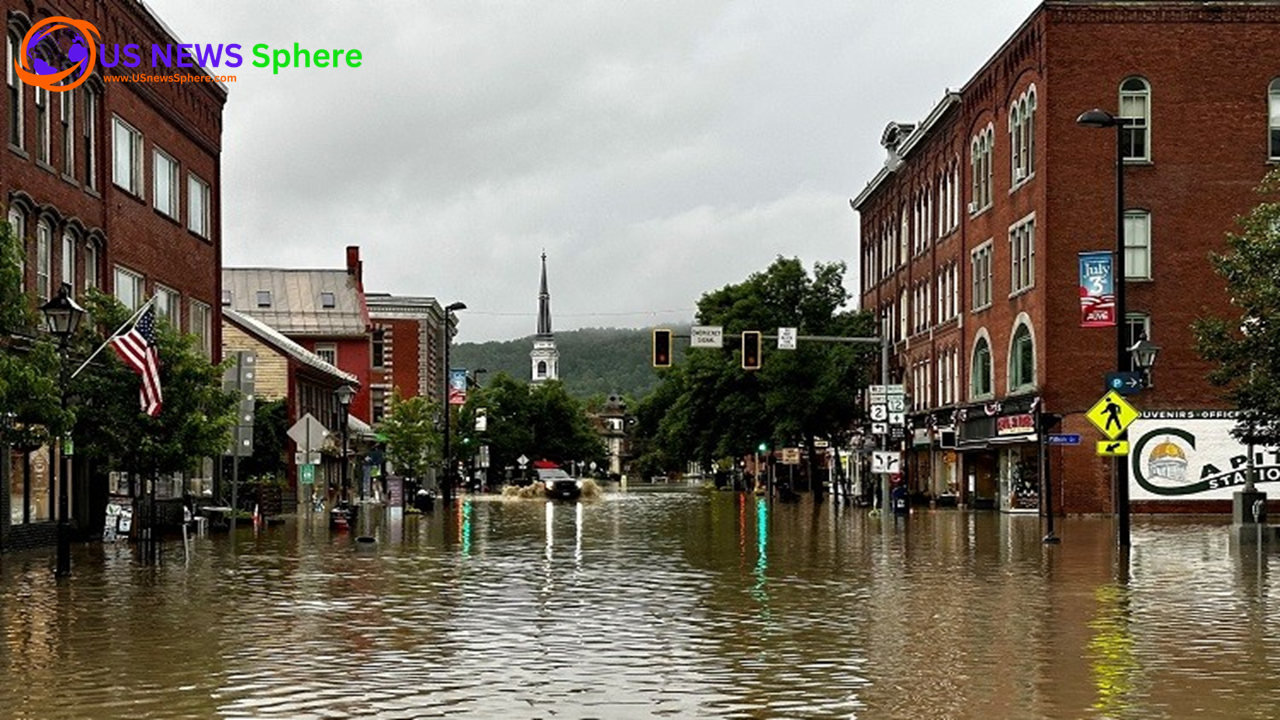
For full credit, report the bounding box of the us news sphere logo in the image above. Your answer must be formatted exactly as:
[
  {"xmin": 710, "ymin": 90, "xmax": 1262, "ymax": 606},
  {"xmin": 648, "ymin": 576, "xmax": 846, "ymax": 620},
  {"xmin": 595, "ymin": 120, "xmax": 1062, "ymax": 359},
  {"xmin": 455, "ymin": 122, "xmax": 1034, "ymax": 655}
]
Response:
[{"xmin": 14, "ymin": 17, "xmax": 101, "ymax": 92}]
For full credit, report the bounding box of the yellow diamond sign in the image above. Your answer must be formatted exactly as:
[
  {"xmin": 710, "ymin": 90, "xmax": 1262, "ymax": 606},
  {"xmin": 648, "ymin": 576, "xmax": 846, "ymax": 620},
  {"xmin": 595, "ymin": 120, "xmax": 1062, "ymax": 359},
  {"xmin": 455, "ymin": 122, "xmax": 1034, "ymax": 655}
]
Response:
[
  {"xmin": 1086, "ymin": 390, "xmax": 1139, "ymax": 440},
  {"xmin": 1096, "ymin": 440, "xmax": 1130, "ymax": 456}
]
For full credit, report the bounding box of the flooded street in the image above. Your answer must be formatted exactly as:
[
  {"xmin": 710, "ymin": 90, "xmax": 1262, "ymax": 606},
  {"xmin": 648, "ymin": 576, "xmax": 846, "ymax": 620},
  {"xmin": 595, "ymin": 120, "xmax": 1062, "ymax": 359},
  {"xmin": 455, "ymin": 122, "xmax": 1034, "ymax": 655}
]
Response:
[{"xmin": 2, "ymin": 490, "xmax": 1279, "ymax": 719}]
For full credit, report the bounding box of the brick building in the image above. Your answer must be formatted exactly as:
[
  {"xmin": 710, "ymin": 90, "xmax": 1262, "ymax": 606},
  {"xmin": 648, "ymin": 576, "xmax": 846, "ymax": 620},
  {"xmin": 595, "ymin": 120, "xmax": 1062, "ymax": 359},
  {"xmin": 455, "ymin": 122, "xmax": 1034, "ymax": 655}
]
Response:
[
  {"xmin": 365, "ymin": 293, "xmax": 449, "ymax": 420},
  {"xmin": 851, "ymin": 1, "xmax": 1280, "ymax": 514},
  {"xmin": 3, "ymin": 0, "xmax": 225, "ymax": 550}
]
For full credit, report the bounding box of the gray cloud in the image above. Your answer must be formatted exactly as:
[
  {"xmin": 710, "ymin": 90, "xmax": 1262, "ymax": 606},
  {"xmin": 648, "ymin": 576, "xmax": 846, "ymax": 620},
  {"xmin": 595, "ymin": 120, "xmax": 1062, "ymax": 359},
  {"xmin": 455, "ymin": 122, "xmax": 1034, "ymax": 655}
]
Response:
[{"xmin": 145, "ymin": 0, "xmax": 1039, "ymax": 341}]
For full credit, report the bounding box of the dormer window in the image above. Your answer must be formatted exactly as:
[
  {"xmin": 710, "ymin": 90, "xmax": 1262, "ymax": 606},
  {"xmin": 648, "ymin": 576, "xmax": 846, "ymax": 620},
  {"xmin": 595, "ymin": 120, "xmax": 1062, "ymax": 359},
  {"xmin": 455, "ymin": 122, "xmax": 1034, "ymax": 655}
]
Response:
[
  {"xmin": 256, "ymin": 290, "xmax": 272, "ymax": 307},
  {"xmin": 320, "ymin": 291, "xmax": 336, "ymax": 308}
]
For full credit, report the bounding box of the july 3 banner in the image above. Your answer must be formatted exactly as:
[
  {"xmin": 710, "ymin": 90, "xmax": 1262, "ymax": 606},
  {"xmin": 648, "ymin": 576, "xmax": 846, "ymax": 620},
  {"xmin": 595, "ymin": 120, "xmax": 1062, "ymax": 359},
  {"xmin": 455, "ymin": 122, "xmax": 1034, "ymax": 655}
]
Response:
[
  {"xmin": 449, "ymin": 368, "xmax": 468, "ymax": 405},
  {"xmin": 1078, "ymin": 251, "xmax": 1116, "ymax": 327}
]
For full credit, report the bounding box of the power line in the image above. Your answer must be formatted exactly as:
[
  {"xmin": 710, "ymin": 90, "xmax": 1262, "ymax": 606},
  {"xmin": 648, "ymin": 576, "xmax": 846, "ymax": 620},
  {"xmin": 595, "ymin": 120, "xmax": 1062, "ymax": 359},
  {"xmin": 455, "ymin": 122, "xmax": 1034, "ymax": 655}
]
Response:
[{"xmin": 465, "ymin": 308, "xmax": 696, "ymax": 319}]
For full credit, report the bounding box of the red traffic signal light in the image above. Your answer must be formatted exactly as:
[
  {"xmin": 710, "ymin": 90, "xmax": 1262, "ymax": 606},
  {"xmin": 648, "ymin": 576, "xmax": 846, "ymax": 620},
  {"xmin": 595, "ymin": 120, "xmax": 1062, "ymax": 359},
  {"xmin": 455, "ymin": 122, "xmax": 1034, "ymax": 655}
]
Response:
[
  {"xmin": 741, "ymin": 331, "xmax": 761, "ymax": 370},
  {"xmin": 652, "ymin": 328, "xmax": 673, "ymax": 368}
]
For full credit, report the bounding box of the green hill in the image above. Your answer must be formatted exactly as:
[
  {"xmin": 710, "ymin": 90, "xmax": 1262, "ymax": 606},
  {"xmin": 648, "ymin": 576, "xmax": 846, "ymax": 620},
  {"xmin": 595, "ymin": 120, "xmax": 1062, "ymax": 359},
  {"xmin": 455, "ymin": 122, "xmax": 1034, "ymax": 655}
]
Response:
[{"xmin": 452, "ymin": 327, "xmax": 686, "ymax": 399}]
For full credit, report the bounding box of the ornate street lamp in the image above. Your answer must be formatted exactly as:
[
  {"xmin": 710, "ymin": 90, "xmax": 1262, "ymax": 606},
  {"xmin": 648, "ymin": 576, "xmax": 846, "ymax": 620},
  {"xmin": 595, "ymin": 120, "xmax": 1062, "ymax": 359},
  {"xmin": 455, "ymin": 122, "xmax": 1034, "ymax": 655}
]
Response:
[
  {"xmin": 441, "ymin": 301, "xmax": 466, "ymax": 505},
  {"xmin": 335, "ymin": 384, "xmax": 355, "ymax": 510},
  {"xmin": 1129, "ymin": 335, "xmax": 1160, "ymax": 384},
  {"xmin": 39, "ymin": 283, "xmax": 86, "ymax": 577}
]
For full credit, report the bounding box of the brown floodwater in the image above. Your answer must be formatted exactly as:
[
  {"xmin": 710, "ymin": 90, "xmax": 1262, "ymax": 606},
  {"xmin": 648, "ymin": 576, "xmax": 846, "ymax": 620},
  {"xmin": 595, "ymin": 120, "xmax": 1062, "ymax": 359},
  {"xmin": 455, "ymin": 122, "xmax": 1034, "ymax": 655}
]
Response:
[{"xmin": 1, "ymin": 489, "xmax": 1277, "ymax": 719}]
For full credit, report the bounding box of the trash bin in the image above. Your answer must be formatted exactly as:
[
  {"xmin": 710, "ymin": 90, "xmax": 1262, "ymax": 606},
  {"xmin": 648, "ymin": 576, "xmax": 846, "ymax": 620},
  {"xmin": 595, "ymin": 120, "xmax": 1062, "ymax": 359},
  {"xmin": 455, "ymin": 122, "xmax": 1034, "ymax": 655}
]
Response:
[
  {"xmin": 891, "ymin": 485, "xmax": 909, "ymax": 515},
  {"xmin": 414, "ymin": 488, "xmax": 436, "ymax": 512}
]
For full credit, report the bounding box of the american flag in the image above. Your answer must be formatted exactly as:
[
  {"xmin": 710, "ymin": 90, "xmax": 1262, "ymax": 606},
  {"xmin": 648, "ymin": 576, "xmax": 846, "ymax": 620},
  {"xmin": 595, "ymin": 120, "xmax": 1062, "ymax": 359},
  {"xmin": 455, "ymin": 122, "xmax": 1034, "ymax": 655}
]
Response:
[{"xmin": 110, "ymin": 305, "xmax": 163, "ymax": 417}]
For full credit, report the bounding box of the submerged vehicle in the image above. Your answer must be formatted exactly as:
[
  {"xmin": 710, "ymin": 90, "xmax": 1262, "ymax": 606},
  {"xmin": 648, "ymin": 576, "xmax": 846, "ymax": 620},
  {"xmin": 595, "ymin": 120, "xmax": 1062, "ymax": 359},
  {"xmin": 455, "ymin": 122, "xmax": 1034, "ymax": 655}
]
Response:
[{"xmin": 537, "ymin": 465, "xmax": 582, "ymax": 500}]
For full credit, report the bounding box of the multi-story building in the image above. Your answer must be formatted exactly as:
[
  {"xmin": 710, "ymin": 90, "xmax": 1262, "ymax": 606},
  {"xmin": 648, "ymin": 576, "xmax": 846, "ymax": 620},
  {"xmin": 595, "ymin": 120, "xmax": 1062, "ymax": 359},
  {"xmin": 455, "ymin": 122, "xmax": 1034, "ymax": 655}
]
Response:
[
  {"xmin": 3, "ymin": 1, "xmax": 225, "ymax": 551},
  {"xmin": 851, "ymin": 0, "xmax": 1280, "ymax": 514},
  {"xmin": 365, "ymin": 293, "xmax": 449, "ymax": 420},
  {"xmin": 222, "ymin": 247, "xmax": 374, "ymax": 424}
]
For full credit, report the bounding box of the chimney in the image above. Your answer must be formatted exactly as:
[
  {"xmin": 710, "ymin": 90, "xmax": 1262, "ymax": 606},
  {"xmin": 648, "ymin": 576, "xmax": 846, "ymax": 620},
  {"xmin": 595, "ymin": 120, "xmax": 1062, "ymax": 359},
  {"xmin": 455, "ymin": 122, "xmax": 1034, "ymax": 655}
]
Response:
[{"xmin": 346, "ymin": 245, "xmax": 362, "ymax": 283}]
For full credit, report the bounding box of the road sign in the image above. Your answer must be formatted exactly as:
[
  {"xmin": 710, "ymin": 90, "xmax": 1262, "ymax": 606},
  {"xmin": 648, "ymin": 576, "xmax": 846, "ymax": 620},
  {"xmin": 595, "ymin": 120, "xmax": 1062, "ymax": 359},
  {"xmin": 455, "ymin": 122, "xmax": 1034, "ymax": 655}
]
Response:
[
  {"xmin": 871, "ymin": 450, "xmax": 901, "ymax": 474},
  {"xmin": 1046, "ymin": 433, "xmax": 1082, "ymax": 446},
  {"xmin": 690, "ymin": 325, "xmax": 723, "ymax": 348},
  {"xmin": 479, "ymin": 445, "xmax": 491, "ymax": 469},
  {"xmin": 870, "ymin": 404, "xmax": 888, "ymax": 422},
  {"xmin": 868, "ymin": 385, "xmax": 888, "ymax": 402},
  {"xmin": 299, "ymin": 464, "xmax": 315, "ymax": 485},
  {"xmin": 871, "ymin": 422, "xmax": 888, "ymax": 436},
  {"xmin": 287, "ymin": 413, "xmax": 330, "ymax": 453},
  {"xmin": 1105, "ymin": 371, "xmax": 1144, "ymax": 395},
  {"xmin": 1097, "ymin": 440, "xmax": 1130, "ymax": 456},
  {"xmin": 777, "ymin": 327, "xmax": 797, "ymax": 350},
  {"xmin": 888, "ymin": 411, "xmax": 905, "ymax": 426},
  {"xmin": 1086, "ymin": 391, "xmax": 1139, "ymax": 440},
  {"xmin": 813, "ymin": 439, "xmax": 829, "ymax": 448},
  {"xmin": 294, "ymin": 451, "xmax": 321, "ymax": 465},
  {"xmin": 517, "ymin": 454, "xmax": 529, "ymax": 468},
  {"xmin": 887, "ymin": 395, "xmax": 906, "ymax": 413},
  {"xmin": 782, "ymin": 448, "xmax": 801, "ymax": 464}
]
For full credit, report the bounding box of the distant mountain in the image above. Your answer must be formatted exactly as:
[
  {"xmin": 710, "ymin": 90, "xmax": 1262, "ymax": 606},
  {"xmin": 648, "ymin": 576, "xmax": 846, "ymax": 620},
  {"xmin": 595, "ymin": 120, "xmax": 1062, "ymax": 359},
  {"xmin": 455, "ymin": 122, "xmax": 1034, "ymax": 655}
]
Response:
[{"xmin": 452, "ymin": 327, "xmax": 686, "ymax": 399}]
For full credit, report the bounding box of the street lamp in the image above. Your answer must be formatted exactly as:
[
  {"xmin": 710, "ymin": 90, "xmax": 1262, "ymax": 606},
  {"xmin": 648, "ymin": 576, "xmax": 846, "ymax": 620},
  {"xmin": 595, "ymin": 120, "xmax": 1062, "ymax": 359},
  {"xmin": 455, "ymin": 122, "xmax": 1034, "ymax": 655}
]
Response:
[
  {"xmin": 441, "ymin": 301, "xmax": 466, "ymax": 505},
  {"xmin": 1129, "ymin": 335, "xmax": 1160, "ymax": 384},
  {"xmin": 40, "ymin": 282, "xmax": 85, "ymax": 577},
  {"xmin": 335, "ymin": 384, "xmax": 355, "ymax": 509},
  {"xmin": 1078, "ymin": 107, "xmax": 1131, "ymax": 547}
]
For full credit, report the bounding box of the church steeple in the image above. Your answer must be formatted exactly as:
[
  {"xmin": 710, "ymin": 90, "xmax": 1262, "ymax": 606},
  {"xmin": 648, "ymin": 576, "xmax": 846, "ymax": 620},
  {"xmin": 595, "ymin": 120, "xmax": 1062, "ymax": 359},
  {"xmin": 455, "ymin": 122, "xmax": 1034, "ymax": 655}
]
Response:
[{"xmin": 530, "ymin": 251, "xmax": 560, "ymax": 383}]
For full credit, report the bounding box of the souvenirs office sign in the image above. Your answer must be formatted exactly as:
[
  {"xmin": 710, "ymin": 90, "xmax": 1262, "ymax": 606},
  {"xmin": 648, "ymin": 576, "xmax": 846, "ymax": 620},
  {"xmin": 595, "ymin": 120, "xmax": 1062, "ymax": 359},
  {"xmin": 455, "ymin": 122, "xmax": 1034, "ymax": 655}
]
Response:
[{"xmin": 1128, "ymin": 412, "xmax": 1280, "ymax": 501}]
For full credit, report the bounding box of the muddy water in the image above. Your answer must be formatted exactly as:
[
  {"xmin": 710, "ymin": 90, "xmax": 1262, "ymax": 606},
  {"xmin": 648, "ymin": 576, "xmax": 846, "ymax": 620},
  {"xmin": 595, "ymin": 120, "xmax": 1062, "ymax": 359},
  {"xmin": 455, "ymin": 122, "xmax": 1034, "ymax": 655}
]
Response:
[{"xmin": 1, "ymin": 491, "xmax": 1277, "ymax": 719}]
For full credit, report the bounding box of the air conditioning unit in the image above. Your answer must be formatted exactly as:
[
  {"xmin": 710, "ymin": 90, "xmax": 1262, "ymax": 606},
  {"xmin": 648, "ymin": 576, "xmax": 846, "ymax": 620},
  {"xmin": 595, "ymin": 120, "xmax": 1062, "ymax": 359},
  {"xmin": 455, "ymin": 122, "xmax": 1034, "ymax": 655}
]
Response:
[
  {"xmin": 1014, "ymin": 167, "xmax": 1026, "ymax": 182},
  {"xmin": 939, "ymin": 430, "xmax": 957, "ymax": 449},
  {"xmin": 967, "ymin": 201, "xmax": 978, "ymax": 213}
]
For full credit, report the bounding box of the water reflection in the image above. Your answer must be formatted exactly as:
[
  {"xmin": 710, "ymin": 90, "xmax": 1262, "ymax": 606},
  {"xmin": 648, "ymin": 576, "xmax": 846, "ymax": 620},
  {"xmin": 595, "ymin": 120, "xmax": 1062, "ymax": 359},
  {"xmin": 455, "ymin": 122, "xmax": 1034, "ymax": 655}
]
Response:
[{"xmin": 2, "ymin": 495, "xmax": 1280, "ymax": 718}]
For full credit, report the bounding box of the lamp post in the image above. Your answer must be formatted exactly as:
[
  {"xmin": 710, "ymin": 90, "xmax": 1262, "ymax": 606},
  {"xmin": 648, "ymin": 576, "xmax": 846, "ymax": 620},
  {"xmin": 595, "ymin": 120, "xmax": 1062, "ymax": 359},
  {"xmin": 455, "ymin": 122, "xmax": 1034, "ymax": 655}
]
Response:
[
  {"xmin": 335, "ymin": 384, "xmax": 355, "ymax": 509},
  {"xmin": 1078, "ymin": 108, "xmax": 1132, "ymax": 548},
  {"xmin": 441, "ymin": 301, "xmax": 466, "ymax": 505},
  {"xmin": 40, "ymin": 283, "xmax": 86, "ymax": 578}
]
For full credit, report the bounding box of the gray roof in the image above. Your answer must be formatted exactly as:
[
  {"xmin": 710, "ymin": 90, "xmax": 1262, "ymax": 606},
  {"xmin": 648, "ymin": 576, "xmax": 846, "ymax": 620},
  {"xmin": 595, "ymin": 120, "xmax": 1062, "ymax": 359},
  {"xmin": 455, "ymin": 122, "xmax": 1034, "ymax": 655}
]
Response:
[
  {"xmin": 223, "ymin": 268, "xmax": 367, "ymax": 336},
  {"xmin": 222, "ymin": 308, "xmax": 359, "ymax": 386}
]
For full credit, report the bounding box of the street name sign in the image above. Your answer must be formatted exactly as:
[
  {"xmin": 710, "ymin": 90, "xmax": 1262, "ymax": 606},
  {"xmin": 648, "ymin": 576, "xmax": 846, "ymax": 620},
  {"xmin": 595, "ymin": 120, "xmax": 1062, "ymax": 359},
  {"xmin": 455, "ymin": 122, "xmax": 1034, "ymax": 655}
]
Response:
[
  {"xmin": 1046, "ymin": 434, "xmax": 1082, "ymax": 446},
  {"xmin": 1086, "ymin": 391, "xmax": 1138, "ymax": 440},
  {"xmin": 777, "ymin": 327, "xmax": 797, "ymax": 350},
  {"xmin": 690, "ymin": 325, "xmax": 723, "ymax": 349}
]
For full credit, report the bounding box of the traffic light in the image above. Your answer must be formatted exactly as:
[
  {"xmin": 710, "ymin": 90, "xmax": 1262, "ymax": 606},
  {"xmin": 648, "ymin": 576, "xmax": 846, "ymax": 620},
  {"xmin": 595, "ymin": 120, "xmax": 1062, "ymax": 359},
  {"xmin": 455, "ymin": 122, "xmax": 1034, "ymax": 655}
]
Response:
[
  {"xmin": 652, "ymin": 328, "xmax": 673, "ymax": 368},
  {"xmin": 741, "ymin": 331, "xmax": 762, "ymax": 370}
]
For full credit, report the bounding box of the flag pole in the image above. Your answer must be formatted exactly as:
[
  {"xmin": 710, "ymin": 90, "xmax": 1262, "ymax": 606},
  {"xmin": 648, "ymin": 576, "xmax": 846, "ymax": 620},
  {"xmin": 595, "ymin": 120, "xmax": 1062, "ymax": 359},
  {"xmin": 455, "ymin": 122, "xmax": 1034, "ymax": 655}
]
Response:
[{"xmin": 71, "ymin": 294, "xmax": 158, "ymax": 380}]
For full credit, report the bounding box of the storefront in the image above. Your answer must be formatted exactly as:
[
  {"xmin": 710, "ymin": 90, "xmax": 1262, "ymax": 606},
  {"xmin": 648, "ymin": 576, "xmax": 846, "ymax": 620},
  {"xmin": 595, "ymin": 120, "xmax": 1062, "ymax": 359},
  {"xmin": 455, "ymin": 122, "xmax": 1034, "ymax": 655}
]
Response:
[{"xmin": 957, "ymin": 399, "xmax": 1042, "ymax": 512}]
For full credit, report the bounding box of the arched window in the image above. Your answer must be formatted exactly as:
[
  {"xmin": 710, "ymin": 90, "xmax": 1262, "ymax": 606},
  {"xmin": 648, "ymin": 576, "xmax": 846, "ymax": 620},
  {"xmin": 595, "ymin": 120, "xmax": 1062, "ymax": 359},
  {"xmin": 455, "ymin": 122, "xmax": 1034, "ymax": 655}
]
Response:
[
  {"xmin": 971, "ymin": 335, "xmax": 993, "ymax": 399},
  {"xmin": 537, "ymin": 360, "xmax": 547, "ymax": 378},
  {"xmin": 7, "ymin": 31, "xmax": 23, "ymax": 148},
  {"xmin": 6, "ymin": 206, "xmax": 24, "ymax": 290},
  {"xmin": 36, "ymin": 219, "xmax": 52, "ymax": 302},
  {"xmin": 1119, "ymin": 77, "xmax": 1150, "ymax": 161},
  {"xmin": 1009, "ymin": 102, "xmax": 1021, "ymax": 183},
  {"xmin": 1269, "ymin": 78, "xmax": 1280, "ymax": 160},
  {"xmin": 1009, "ymin": 323, "xmax": 1036, "ymax": 391},
  {"xmin": 1026, "ymin": 87, "xmax": 1036, "ymax": 174}
]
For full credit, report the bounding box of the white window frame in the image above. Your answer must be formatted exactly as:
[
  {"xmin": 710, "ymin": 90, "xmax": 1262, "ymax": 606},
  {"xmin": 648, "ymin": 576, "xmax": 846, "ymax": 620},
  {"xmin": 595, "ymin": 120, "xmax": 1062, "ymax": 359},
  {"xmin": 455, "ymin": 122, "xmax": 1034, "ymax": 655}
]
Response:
[
  {"xmin": 1269, "ymin": 78, "xmax": 1280, "ymax": 161},
  {"xmin": 36, "ymin": 220, "xmax": 52, "ymax": 302},
  {"xmin": 8, "ymin": 208, "xmax": 24, "ymax": 291},
  {"xmin": 1008, "ymin": 320, "xmax": 1037, "ymax": 392},
  {"xmin": 1120, "ymin": 77, "xmax": 1151, "ymax": 162},
  {"xmin": 83, "ymin": 87, "xmax": 98, "ymax": 189},
  {"xmin": 970, "ymin": 332, "xmax": 994, "ymax": 400},
  {"xmin": 190, "ymin": 299, "xmax": 212, "ymax": 358},
  {"xmin": 35, "ymin": 84, "xmax": 50, "ymax": 164},
  {"xmin": 153, "ymin": 149, "xmax": 180, "ymax": 218},
  {"xmin": 156, "ymin": 285, "xmax": 181, "ymax": 327},
  {"xmin": 61, "ymin": 230, "xmax": 75, "ymax": 290},
  {"xmin": 114, "ymin": 265, "xmax": 145, "ymax": 310},
  {"xmin": 188, "ymin": 173, "xmax": 210, "ymax": 237},
  {"xmin": 1125, "ymin": 313, "xmax": 1151, "ymax": 374},
  {"xmin": 7, "ymin": 32, "xmax": 23, "ymax": 148},
  {"xmin": 1009, "ymin": 213, "xmax": 1036, "ymax": 295},
  {"xmin": 971, "ymin": 240, "xmax": 993, "ymax": 311},
  {"xmin": 112, "ymin": 115, "xmax": 144, "ymax": 196},
  {"xmin": 315, "ymin": 343, "xmax": 337, "ymax": 366},
  {"xmin": 60, "ymin": 89, "xmax": 74, "ymax": 176},
  {"xmin": 1124, "ymin": 210, "xmax": 1152, "ymax": 280},
  {"xmin": 83, "ymin": 240, "xmax": 99, "ymax": 292}
]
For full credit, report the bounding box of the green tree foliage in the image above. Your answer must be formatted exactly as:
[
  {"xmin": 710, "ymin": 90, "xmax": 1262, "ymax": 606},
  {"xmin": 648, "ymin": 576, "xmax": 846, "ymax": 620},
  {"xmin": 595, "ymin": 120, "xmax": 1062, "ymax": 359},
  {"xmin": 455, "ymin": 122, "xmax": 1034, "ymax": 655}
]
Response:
[
  {"xmin": 462, "ymin": 373, "xmax": 605, "ymax": 476},
  {"xmin": 636, "ymin": 257, "xmax": 876, "ymax": 487},
  {"xmin": 69, "ymin": 291, "xmax": 237, "ymax": 479},
  {"xmin": 241, "ymin": 397, "xmax": 288, "ymax": 480},
  {"xmin": 1193, "ymin": 168, "xmax": 1280, "ymax": 446},
  {"xmin": 380, "ymin": 389, "xmax": 441, "ymax": 480}
]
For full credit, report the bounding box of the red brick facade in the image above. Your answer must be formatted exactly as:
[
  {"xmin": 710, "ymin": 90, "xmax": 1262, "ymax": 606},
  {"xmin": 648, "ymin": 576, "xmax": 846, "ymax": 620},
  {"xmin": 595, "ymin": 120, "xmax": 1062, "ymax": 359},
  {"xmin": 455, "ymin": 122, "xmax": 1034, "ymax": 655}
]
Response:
[{"xmin": 853, "ymin": 1, "xmax": 1280, "ymax": 514}]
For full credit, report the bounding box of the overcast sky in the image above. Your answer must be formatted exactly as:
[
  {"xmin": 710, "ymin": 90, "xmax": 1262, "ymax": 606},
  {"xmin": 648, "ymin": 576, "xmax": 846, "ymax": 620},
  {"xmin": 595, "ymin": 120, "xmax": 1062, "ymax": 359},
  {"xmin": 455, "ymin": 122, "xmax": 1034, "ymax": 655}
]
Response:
[{"xmin": 146, "ymin": 0, "xmax": 1040, "ymax": 342}]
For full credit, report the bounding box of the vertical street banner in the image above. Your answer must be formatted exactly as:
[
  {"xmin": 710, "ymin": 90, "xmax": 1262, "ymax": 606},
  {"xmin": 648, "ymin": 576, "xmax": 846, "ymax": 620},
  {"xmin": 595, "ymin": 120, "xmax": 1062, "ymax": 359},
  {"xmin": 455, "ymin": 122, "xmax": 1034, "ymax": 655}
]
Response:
[
  {"xmin": 449, "ymin": 368, "xmax": 468, "ymax": 405},
  {"xmin": 1078, "ymin": 251, "xmax": 1116, "ymax": 327}
]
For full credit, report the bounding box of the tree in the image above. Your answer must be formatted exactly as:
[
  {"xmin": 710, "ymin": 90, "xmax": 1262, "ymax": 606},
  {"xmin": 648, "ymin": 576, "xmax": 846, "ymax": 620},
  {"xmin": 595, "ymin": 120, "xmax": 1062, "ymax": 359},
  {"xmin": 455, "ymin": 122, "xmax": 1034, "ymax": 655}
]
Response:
[
  {"xmin": 467, "ymin": 373, "xmax": 605, "ymax": 478},
  {"xmin": 1193, "ymin": 168, "xmax": 1280, "ymax": 447},
  {"xmin": 380, "ymin": 389, "xmax": 441, "ymax": 481},
  {"xmin": 241, "ymin": 397, "xmax": 288, "ymax": 481}
]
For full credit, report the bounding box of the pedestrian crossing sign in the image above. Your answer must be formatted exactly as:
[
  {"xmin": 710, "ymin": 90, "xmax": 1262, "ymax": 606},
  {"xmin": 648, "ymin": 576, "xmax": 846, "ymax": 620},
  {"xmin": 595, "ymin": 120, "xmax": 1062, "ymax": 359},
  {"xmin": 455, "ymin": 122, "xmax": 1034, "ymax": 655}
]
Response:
[{"xmin": 1086, "ymin": 390, "xmax": 1138, "ymax": 440}]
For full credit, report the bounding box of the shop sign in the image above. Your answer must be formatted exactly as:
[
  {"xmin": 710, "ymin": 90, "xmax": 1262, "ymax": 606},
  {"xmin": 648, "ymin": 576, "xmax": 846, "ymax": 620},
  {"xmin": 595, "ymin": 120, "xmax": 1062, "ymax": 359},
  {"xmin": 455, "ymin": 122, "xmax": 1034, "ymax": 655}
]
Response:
[
  {"xmin": 996, "ymin": 413, "xmax": 1035, "ymax": 436},
  {"xmin": 1129, "ymin": 417, "xmax": 1280, "ymax": 501}
]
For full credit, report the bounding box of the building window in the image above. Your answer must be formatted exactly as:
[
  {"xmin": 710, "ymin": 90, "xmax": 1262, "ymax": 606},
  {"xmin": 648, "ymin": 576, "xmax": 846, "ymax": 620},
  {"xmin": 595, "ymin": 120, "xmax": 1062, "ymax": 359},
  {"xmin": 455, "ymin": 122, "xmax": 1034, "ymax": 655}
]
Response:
[
  {"xmin": 537, "ymin": 360, "xmax": 547, "ymax": 378},
  {"xmin": 35, "ymin": 220, "xmax": 52, "ymax": 302},
  {"xmin": 83, "ymin": 87, "xmax": 97, "ymax": 189},
  {"xmin": 35, "ymin": 85, "xmax": 50, "ymax": 163},
  {"xmin": 156, "ymin": 285, "xmax": 180, "ymax": 327},
  {"xmin": 320, "ymin": 291, "xmax": 336, "ymax": 308},
  {"xmin": 371, "ymin": 329, "xmax": 386, "ymax": 369},
  {"xmin": 1119, "ymin": 77, "xmax": 1150, "ymax": 162},
  {"xmin": 60, "ymin": 90, "xmax": 74, "ymax": 175},
  {"xmin": 154, "ymin": 150, "xmax": 180, "ymax": 218},
  {"xmin": 114, "ymin": 265, "xmax": 145, "ymax": 310},
  {"xmin": 61, "ymin": 231, "xmax": 75, "ymax": 289},
  {"xmin": 112, "ymin": 116, "xmax": 143, "ymax": 196},
  {"xmin": 1009, "ymin": 215, "xmax": 1035, "ymax": 294},
  {"xmin": 971, "ymin": 336, "xmax": 993, "ymax": 399},
  {"xmin": 7, "ymin": 32, "xmax": 22, "ymax": 148},
  {"xmin": 1124, "ymin": 210, "xmax": 1151, "ymax": 279},
  {"xmin": 188, "ymin": 173, "xmax": 210, "ymax": 237},
  {"xmin": 970, "ymin": 126, "xmax": 994, "ymax": 211},
  {"xmin": 221, "ymin": 289, "xmax": 232, "ymax": 306},
  {"xmin": 315, "ymin": 343, "xmax": 337, "ymax": 366},
  {"xmin": 371, "ymin": 387, "xmax": 387, "ymax": 425},
  {"xmin": 971, "ymin": 241, "xmax": 993, "ymax": 311},
  {"xmin": 1009, "ymin": 323, "xmax": 1035, "ymax": 391},
  {"xmin": 8, "ymin": 208, "xmax": 25, "ymax": 291},
  {"xmin": 1125, "ymin": 313, "xmax": 1151, "ymax": 373},
  {"xmin": 190, "ymin": 300, "xmax": 212, "ymax": 358},
  {"xmin": 1269, "ymin": 78, "xmax": 1280, "ymax": 161},
  {"xmin": 84, "ymin": 241, "xmax": 99, "ymax": 292},
  {"xmin": 1010, "ymin": 86, "xmax": 1036, "ymax": 185},
  {"xmin": 256, "ymin": 290, "xmax": 272, "ymax": 307}
]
